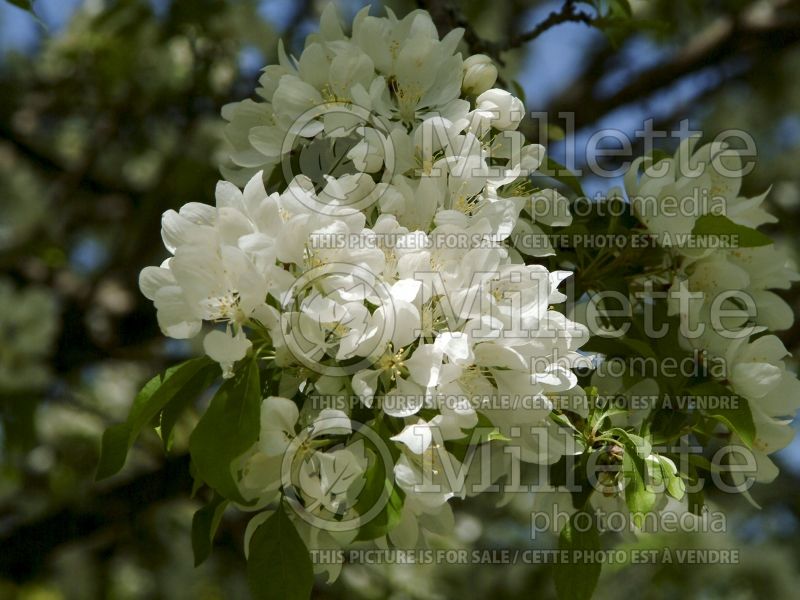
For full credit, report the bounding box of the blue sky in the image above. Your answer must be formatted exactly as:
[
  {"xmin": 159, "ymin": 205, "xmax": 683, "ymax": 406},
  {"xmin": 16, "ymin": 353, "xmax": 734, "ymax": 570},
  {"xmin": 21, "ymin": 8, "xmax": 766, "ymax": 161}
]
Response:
[{"xmin": 0, "ymin": 0, "xmax": 82, "ymax": 51}]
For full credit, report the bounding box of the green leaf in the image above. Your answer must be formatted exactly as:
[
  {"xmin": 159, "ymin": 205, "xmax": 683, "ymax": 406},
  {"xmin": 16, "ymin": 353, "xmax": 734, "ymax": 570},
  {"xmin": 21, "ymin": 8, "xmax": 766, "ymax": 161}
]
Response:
[
  {"xmin": 5, "ymin": 0, "xmax": 46, "ymax": 27},
  {"xmin": 615, "ymin": 433, "xmax": 657, "ymax": 527},
  {"xmin": 618, "ymin": 336, "xmax": 658, "ymax": 360},
  {"xmin": 189, "ymin": 358, "xmax": 261, "ymax": 503},
  {"xmin": 691, "ymin": 381, "xmax": 756, "ymax": 447},
  {"xmin": 649, "ymin": 409, "xmax": 693, "ymax": 445},
  {"xmin": 692, "ymin": 215, "xmax": 772, "ymax": 248},
  {"xmin": 649, "ymin": 149, "xmax": 672, "ymax": 163},
  {"xmin": 6, "ymin": 0, "xmax": 33, "ymax": 13},
  {"xmin": 96, "ymin": 424, "xmax": 131, "ymax": 481},
  {"xmin": 160, "ymin": 363, "xmax": 220, "ymax": 451},
  {"xmin": 554, "ymin": 510, "xmax": 602, "ymax": 600},
  {"xmin": 353, "ymin": 445, "xmax": 404, "ymax": 541},
  {"xmin": 589, "ymin": 406, "xmax": 627, "ymax": 434},
  {"xmin": 656, "ymin": 456, "xmax": 685, "ymax": 501},
  {"xmin": 190, "ymin": 460, "xmax": 204, "ymax": 499},
  {"xmin": 609, "ymin": 428, "xmax": 652, "ymax": 459},
  {"xmin": 192, "ymin": 493, "xmax": 229, "ymax": 566},
  {"xmin": 687, "ymin": 453, "xmax": 723, "ymax": 474},
  {"xmin": 247, "ymin": 503, "xmax": 314, "ymax": 600},
  {"xmin": 487, "ymin": 429, "xmax": 512, "ymax": 442},
  {"xmin": 551, "ymin": 411, "xmax": 580, "ymax": 433},
  {"xmin": 547, "ymin": 123, "xmax": 565, "ymax": 141},
  {"xmin": 548, "ymin": 454, "xmax": 593, "ymax": 510},
  {"xmin": 686, "ymin": 462, "xmax": 705, "ymax": 515},
  {"xmin": 97, "ymin": 357, "xmax": 214, "ymax": 480},
  {"xmin": 609, "ymin": 0, "xmax": 632, "ymax": 17},
  {"xmin": 6, "ymin": 0, "xmax": 31, "ymax": 11},
  {"xmin": 622, "ymin": 451, "xmax": 656, "ymax": 527}
]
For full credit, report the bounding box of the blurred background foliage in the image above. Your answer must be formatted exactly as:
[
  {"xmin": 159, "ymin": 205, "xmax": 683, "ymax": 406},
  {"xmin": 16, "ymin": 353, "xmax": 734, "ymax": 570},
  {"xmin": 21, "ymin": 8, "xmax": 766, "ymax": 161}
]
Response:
[{"xmin": 1, "ymin": 0, "xmax": 800, "ymax": 598}]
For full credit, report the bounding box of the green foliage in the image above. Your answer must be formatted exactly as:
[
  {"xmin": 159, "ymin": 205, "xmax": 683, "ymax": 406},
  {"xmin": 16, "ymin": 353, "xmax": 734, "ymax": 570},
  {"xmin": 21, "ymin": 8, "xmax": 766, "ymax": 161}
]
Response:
[
  {"xmin": 555, "ymin": 510, "xmax": 602, "ymax": 600},
  {"xmin": 353, "ymin": 452, "xmax": 405, "ymax": 541},
  {"xmin": 587, "ymin": 0, "xmax": 671, "ymax": 46},
  {"xmin": 691, "ymin": 381, "xmax": 756, "ymax": 447},
  {"xmin": 247, "ymin": 502, "xmax": 314, "ymax": 600},
  {"xmin": 192, "ymin": 492, "xmax": 229, "ymax": 566},
  {"xmin": 2, "ymin": 1, "xmax": 798, "ymax": 599},
  {"xmin": 4, "ymin": 0, "xmax": 40, "ymax": 23},
  {"xmin": 615, "ymin": 431, "xmax": 657, "ymax": 527},
  {"xmin": 657, "ymin": 455, "xmax": 686, "ymax": 500},
  {"xmin": 353, "ymin": 418, "xmax": 405, "ymax": 541},
  {"xmin": 160, "ymin": 363, "xmax": 220, "ymax": 451},
  {"xmin": 189, "ymin": 357, "xmax": 261, "ymax": 504},
  {"xmin": 692, "ymin": 215, "xmax": 772, "ymax": 248},
  {"xmin": 96, "ymin": 357, "xmax": 217, "ymax": 480},
  {"xmin": 5, "ymin": 0, "xmax": 32, "ymax": 10}
]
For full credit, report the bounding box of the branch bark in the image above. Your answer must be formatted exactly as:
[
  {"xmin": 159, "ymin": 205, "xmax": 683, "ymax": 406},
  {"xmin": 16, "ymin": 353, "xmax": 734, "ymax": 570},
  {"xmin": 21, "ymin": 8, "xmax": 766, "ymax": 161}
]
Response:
[
  {"xmin": 504, "ymin": 1, "xmax": 594, "ymax": 50},
  {"xmin": 420, "ymin": 0, "xmax": 594, "ymax": 65},
  {"xmin": 545, "ymin": 8, "xmax": 800, "ymax": 128}
]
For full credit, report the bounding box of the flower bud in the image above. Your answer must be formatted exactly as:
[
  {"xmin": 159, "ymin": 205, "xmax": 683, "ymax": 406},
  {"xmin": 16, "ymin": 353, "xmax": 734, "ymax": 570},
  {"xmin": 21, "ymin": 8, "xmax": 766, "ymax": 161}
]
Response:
[
  {"xmin": 462, "ymin": 54, "xmax": 498, "ymax": 96},
  {"xmin": 474, "ymin": 88, "xmax": 525, "ymax": 131}
]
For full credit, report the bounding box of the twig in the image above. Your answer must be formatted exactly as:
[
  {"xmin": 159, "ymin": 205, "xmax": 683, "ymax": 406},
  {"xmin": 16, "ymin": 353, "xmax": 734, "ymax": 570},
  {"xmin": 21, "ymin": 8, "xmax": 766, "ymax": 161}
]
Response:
[
  {"xmin": 544, "ymin": 9, "xmax": 800, "ymax": 128},
  {"xmin": 420, "ymin": 0, "xmax": 595, "ymax": 66},
  {"xmin": 503, "ymin": 1, "xmax": 595, "ymax": 50}
]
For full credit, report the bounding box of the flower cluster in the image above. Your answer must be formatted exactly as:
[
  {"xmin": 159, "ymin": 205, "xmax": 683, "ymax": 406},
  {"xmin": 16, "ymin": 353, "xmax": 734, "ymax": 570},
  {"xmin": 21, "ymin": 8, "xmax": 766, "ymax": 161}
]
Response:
[
  {"xmin": 614, "ymin": 137, "xmax": 800, "ymax": 502},
  {"xmin": 532, "ymin": 136, "xmax": 800, "ymax": 531},
  {"xmin": 115, "ymin": 4, "xmax": 800, "ymax": 596},
  {"xmin": 139, "ymin": 5, "xmax": 587, "ymax": 574}
]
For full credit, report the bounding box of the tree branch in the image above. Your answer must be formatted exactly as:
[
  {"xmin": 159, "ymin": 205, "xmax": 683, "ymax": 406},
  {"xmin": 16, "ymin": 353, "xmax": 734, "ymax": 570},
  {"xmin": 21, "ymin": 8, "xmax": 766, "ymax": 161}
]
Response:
[
  {"xmin": 504, "ymin": 1, "xmax": 595, "ymax": 50},
  {"xmin": 545, "ymin": 8, "xmax": 800, "ymax": 128},
  {"xmin": 420, "ymin": 0, "xmax": 595, "ymax": 66}
]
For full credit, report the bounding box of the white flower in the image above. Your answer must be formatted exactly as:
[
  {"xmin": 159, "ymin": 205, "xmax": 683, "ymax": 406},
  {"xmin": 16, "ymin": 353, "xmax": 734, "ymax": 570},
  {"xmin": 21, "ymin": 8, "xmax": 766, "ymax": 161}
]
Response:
[
  {"xmin": 461, "ymin": 54, "xmax": 498, "ymax": 96},
  {"xmin": 682, "ymin": 328, "xmax": 800, "ymax": 485},
  {"xmin": 140, "ymin": 243, "xmax": 266, "ymax": 340},
  {"xmin": 239, "ymin": 398, "xmax": 364, "ymax": 510},
  {"xmin": 392, "ymin": 421, "xmax": 466, "ymax": 508},
  {"xmin": 221, "ymin": 6, "xmax": 473, "ymax": 185},
  {"xmin": 726, "ymin": 245, "xmax": 800, "ymax": 330},
  {"xmin": 237, "ymin": 397, "xmax": 299, "ymax": 507},
  {"xmin": 281, "ymin": 296, "xmax": 372, "ymax": 365},
  {"xmin": 471, "ymin": 89, "xmax": 526, "ymax": 132},
  {"xmin": 297, "ymin": 442, "xmax": 368, "ymax": 516},
  {"xmin": 352, "ymin": 8, "xmax": 467, "ymax": 124},
  {"xmin": 625, "ymin": 138, "xmax": 733, "ymax": 252},
  {"xmin": 140, "ymin": 5, "xmax": 607, "ymax": 561},
  {"xmin": 387, "ymin": 497, "xmax": 455, "ymax": 549},
  {"xmin": 257, "ymin": 396, "xmax": 300, "ymax": 456},
  {"xmin": 721, "ymin": 335, "xmax": 793, "ymax": 404},
  {"xmin": 203, "ymin": 328, "xmax": 252, "ymax": 378}
]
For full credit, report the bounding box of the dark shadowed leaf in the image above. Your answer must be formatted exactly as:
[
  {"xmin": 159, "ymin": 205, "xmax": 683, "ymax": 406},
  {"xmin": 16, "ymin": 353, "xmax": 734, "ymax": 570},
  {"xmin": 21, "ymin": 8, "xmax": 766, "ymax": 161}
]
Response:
[
  {"xmin": 192, "ymin": 492, "xmax": 229, "ymax": 566},
  {"xmin": 555, "ymin": 510, "xmax": 602, "ymax": 600},
  {"xmin": 97, "ymin": 357, "xmax": 214, "ymax": 480},
  {"xmin": 189, "ymin": 358, "xmax": 261, "ymax": 503},
  {"xmin": 247, "ymin": 503, "xmax": 314, "ymax": 600}
]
